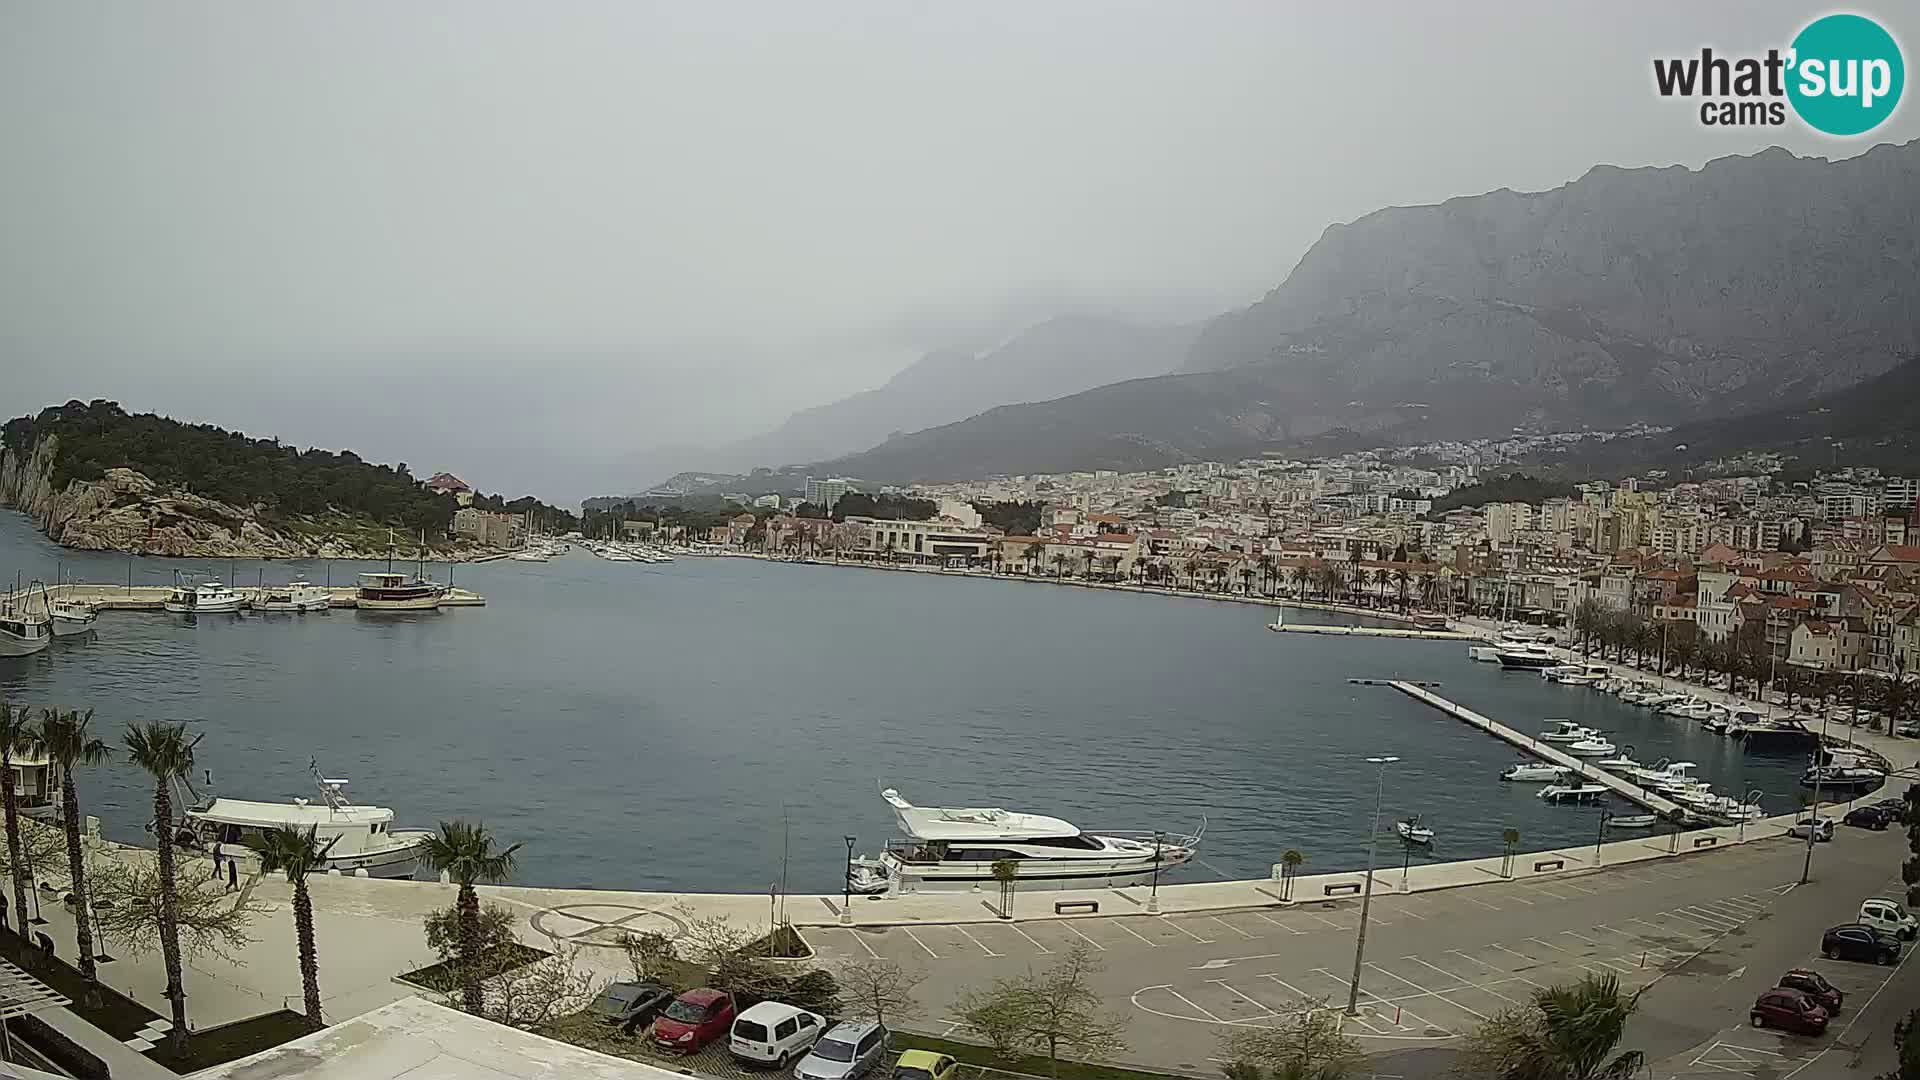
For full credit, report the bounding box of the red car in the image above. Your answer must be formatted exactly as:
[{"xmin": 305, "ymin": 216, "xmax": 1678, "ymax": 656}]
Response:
[
  {"xmin": 1777, "ymin": 968, "xmax": 1843, "ymax": 1012},
  {"xmin": 1750, "ymin": 987, "xmax": 1829, "ymax": 1036},
  {"xmin": 651, "ymin": 989, "xmax": 737, "ymax": 1053}
]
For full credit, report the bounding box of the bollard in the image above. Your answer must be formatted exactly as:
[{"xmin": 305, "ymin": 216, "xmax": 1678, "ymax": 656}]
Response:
[
  {"xmin": 327, "ymin": 868, "xmax": 341, "ymax": 876},
  {"xmin": 439, "ymin": 870, "xmax": 452, "ymax": 885},
  {"xmin": 354, "ymin": 868, "xmax": 369, "ymax": 879}
]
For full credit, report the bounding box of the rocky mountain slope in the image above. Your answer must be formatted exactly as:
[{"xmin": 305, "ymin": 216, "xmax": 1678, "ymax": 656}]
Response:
[
  {"xmin": 714, "ymin": 314, "xmax": 1197, "ymax": 469},
  {"xmin": 820, "ymin": 141, "xmax": 1920, "ymax": 484}
]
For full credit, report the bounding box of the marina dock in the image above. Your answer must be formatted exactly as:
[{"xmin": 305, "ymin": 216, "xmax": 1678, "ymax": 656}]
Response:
[
  {"xmin": 1387, "ymin": 679, "xmax": 1685, "ymax": 817},
  {"xmin": 2, "ymin": 581, "xmax": 485, "ymax": 610},
  {"xmin": 1268, "ymin": 621, "xmax": 1473, "ymax": 639}
]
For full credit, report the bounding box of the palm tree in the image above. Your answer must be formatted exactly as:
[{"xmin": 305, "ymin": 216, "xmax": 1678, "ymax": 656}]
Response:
[
  {"xmin": 1392, "ymin": 567, "xmax": 1411, "ymax": 613},
  {"xmin": 1371, "ymin": 566, "xmax": 1392, "ymax": 608},
  {"xmin": 1284, "ymin": 566, "xmax": 1303, "ymax": 598},
  {"xmin": 1051, "ymin": 552, "xmax": 1070, "ymax": 579},
  {"xmin": 250, "ymin": 826, "xmax": 338, "ymax": 1028},
  {"xmin": 1257, "ymin": 555, "xmax": 1275, "ymax": 597},
  {"xmin": 124, "ymin": 720, "xmax": 201, "ymax": 1053},
  {"xmin": 1463, "ymin": 973, "xmax": 1645, "ymax": 1079},
  {"xmin": 1278, "ymin": 849, "xmax": 1305, "ymax": 901},
  {"xmin": 37, "ymin": 708, "xmax": 110, "ymax": 996},
  {"xmin": 1, "ymin": 702, "xmax": 38, "ymax": 934},
  {"xmin": 417, "ymin": 820, "xmax": 521, "ymax": 1013}
]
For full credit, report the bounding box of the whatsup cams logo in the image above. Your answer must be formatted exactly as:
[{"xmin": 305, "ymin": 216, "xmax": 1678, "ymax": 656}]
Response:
[{"xmin": 1653, "ymin": 12, "xmax": 1904, "ymax": 135}]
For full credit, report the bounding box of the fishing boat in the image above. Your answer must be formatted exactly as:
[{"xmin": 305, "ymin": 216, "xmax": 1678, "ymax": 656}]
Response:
[
  {"xmin": 1538, "ymin": 720, "xmax": 1601, "ymax": 743},
  {"xmin": 1394, "ymin": 817, "xmax": 1435, "ymax": 844},
  {"xmin": 1801, "ymin": 748, "xmax": 1888, "ymax": 792},
  {"xmin": 48, "ymin": 599, "xmax": 97, "ymax": 636},
  {"xmin": 183, "ymin": 765, "xmax": 432, "ymax": 878},
  {"xmin": 354, "ymin": 572, "xmax": 446, "ymax": 611},
  {"xmin": 0, "ymin": 610, "xmax": 52, "ymax": 657},
  {"xmin": 1565, "ymin": 736, "xmax": 1618, "ymax": 758},
  {"xmin": 872, "ymin": 787, "xmax": 1202, "ymax": 894},
  {"xmin": 1500, "ymin": 762, "xmax": 1574, "ymax": 782},
  {"xmin": 255, "ymin": 581, "xmax": 332, "ymax": 613},
  {"xmin": 1537, "ymin": 783, "xmax": 1609, "ymax": 803},
  {"xmin": 163, "ymin": 579, "xmax": 243, "ymax": 614}
]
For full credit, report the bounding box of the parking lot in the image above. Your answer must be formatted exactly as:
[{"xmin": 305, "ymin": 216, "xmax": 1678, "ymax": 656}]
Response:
[{"xmin": 801, "ymin": 836, "xmax": 1905, "ymax": 1075}]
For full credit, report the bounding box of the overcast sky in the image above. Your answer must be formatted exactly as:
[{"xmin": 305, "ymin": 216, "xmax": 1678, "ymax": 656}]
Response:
[{"xmin": 4, "ymin": 2, "xmax": 1914, "ymax": 503}]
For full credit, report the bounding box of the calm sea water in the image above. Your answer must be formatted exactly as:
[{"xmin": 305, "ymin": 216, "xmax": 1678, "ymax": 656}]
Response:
[{"xmin": 0, "ymin": 511, "xmax": 1808, "ymax": 894}]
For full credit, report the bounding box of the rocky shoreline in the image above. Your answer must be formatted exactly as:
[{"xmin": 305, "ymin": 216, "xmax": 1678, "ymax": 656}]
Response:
[{"xmin": 0, "ymin": 437, "xmax": 501, "ymax": 561}]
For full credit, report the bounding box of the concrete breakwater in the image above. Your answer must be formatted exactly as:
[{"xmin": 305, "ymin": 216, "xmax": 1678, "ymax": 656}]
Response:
[
  {"xmin": 1269, "ymin": 622, "xmax": 1473, "ymax": 640},
  {"xmin": 1, "ymin": 580, "xmax": 486, "ymax": 610}
]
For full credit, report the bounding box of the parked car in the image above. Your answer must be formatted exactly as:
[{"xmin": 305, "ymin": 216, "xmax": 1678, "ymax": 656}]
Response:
[
  {"xmin": 1897, "ymin": 721, "xmax": 1920, "ymax": 737},
  {"xmin": 1750, "ymin": 987, "xmax": 1830, "ymax": 1035},
  {"xmin": 729, "ymin": 1001, "xmax": 825, "ymax": 1068},
  {"xmin": 892, "ymin": 1050, "xmax": 961, "ymax": 1080},
  {"xmin": 1777, "ymin": 968, "xmax": 1843, "ymax": 1012},
  {"xmin": 1842, "ymin": 806, "xmax": 1892, "ymax": 830},
  {"xmin": 1872, "ymin": 797, "xmax": 1910, "ymax": 819},
  {"xmin": 1822, "ymin": 923, "xmax": 1901, "ymax": 965},
  {"xmin": 794, "ymin": 1021, "xmax": 890, "ymax": 1080},
  {"xmin": 1788, "ymin": 817, "xmax": 1834, "ymax": 841},
  {"xmin": 651, "ymin": 989, "xmax": 737, "ymax": 1053},
  {"xmin": 585, "ymin": 981, "xmax": 674, "ymax": 1028},
  {"xmin": 1858, "ymin": 897, "xmax": 1918, "ymax": 941}
]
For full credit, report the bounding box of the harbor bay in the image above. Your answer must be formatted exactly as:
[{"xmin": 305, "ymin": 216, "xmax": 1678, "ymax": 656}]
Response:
[{"xmin": 0, "ymin": 512, "xmax": 1812, "ymax": 895}]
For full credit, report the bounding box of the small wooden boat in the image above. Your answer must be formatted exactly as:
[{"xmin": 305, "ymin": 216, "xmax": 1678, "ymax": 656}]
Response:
[{"xmin": 1395, "ymin": 817, "xmax": 1434, "ymax": 844}]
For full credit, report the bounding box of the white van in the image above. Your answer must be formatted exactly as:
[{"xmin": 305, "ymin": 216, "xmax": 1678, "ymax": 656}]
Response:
[
  {"xmin": 729, "ymin": 1001, "xmax": 825, "ymax": 1067},
  {"xmin": 1858, "ymin": 897, "xmax": 1918, "ymax": 941}
]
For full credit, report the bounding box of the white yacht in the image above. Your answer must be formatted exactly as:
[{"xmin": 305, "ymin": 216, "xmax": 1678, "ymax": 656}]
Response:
[
  {"xmin": 256, "ymin": 581, "xmax": 331, "ymax": 612},
  {"xmin": 1540, "ymin": 664, "xmax": 1585, "ymax": 682},
  {"xmin": 1500, "ymin": 762, "xmax": 1574, "ymax": 782},
  {"xmin": 1662, "ymin": 698, "xmax": 1716, "ymax": 721},
  {"xmin": 1537, "ymin": 783, "xmax": 1609, "ymax": 803},
  {"xmin": 163, "ymin": 580, "xmax": 243, "ymax": 614},
  {"xmin": 0, "ymin": 612, "xmax": 52, "ymax": 657},
  {"xmin": 1553, "ymin": 663, "xmax": 1611, "ymax": 686},
  {"xmin": 872, "ymin": 787, "xmax": 1201, "ymax": 894},
  {"xmin": 1538, "ymin": 720, "xmax": 1601, "ymax": 743},
  {"xmin": 1496, "ymin": 644, "xmax": 1561, "ymax": 670},
  {"xmin": 1637, "ymin": 693, "xmax": 1689, "ymax": 711},
  {"xmin": 1593, "ymin": 749, "xmax": 1643, "ymax": 772},
  {"xmin": 184, "ymin": 768, "xmax": 431, "ymax": 878},
  {"xmin": 1469, "ymin": 627, "xmax": 1553, "ymax": 663}
]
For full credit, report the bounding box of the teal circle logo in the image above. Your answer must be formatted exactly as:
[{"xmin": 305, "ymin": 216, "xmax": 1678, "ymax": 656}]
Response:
[{"xmin": 1787, "ymin": 14, "xmax": 1904, "ymax": 135}]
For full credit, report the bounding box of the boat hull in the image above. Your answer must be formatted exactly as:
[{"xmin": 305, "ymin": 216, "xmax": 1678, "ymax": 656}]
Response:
[
  {"xmin": 880, "ymin": 852, "xmax": 1192, "ymax": 894},
  {"xmin": 355, "ymin": 595, "xmax": 443, "ymax": 611},
  {"xmin": 0, "ymin": 634, "xmax": 51, "ymax": 657},
  {"xmin": 165, "ymin": 600, "xmax": 242, "ymax": 614},
  {"xmin": 50, "ymin": 613, "xmax": 97, "ymax": 637}
]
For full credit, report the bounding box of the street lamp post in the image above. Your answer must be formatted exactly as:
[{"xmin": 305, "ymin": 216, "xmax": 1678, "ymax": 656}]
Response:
[
  {"xmin": 841, "ymin": 836, "xmax": 856, "ymax": 926},
  {"xmin": 1149, "ymin": 830, "xmax": 1165, "ymax": 914},
  {"xmin": 1595, "ymin": 809, "xmax": 1612, "ymax": 859},
  {"xmin": 1800, "ymin": 711, "xmax": 1831, "ymax": 885},
  {"xmin": 1347, "ymin": 755, "xmax": 1399, "ymax": 1017}
]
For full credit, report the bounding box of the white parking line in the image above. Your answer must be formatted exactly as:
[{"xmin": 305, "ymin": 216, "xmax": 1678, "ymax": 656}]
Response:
[
  {"xmin": 1560, "ymin": 882, "xmax": 1599, "ymax": 895},
  {"xmin": 1207, "ymin": 979, "xmax": 1279, "ymax": 1018},
  {"xmin": 1251, "ymin": 911, "xmax": 1307, "ymax": 935},
  {"xmin": 1055, "ymin": 920, "xmax": 1107, "ymax": 951},
  {"xmin": 1462, "ymin": 895, "xmax": 1502, "ymax": 911},
  {"xmin": 843, "ymin": 929, "xmax": 881, "ymax": 960},
  {"xmin": 1525, "ymin": 937, "xmax": 1568, "ymax": 954},
  {"xmin": 954, "ymin": 925, "xmax": 1002, "ymax": 957},
  {"xmin": 1561, "ymin": 930, "xmax": 1600, "ymax": 945},
  {"xmin": 1315, "ymin": 967, "xmax": 1430, "ymax": 1031},
  {"xmin": 1166, "ymin": 919, "xmax": 1215, "ymax": 944},
  {"xmin": 1448, "ymin": 949, "xmax": 1496, "ymax": 971},
  {"xmin": 1258, "ymin": 973, "xmax": 1389, "ymax": 1035},
  {"xmin": 1164, "ymin": 987, "xmax": 1226, "ymax": 1023},
  {"xmin": 1006, "ymin": 923, "xmax": 1052, "ymax": 954},
  {"xmin": 901, "ymin": 927, "xmax": 940, "ymax": 959},
  {"xmin": 1366, "ymin": 963, "xmax": 1491, "ymax": 1021},
  {"xmin": 1403, "ymin": 956, "xmax": 1525, "ymax": 1005},
  {"xmin": 1305, "ymin": 911, "xmax": 1350, "ymax": 930},
  {"xmin": 1392, "ymin": 906, "xmax": 1428, "ymax": 921},
  {"xmin": 1487, "ymin": 943, "xmax": 1537, "ymax": 964},
  {"xmin": 1211, "ymin": 916, "xmax": 1257, "ymax": 940},
  {"xmin": 1110, "ymin": 920, "xmax": 1160, "ymax": 948},
  {"xmin": 1530, "ymin": 886, "xmax": 1573, "ymax": 900}
]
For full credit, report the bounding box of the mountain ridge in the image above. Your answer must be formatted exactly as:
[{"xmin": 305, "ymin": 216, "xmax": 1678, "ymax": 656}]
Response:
[{"xmin": 810, "ymin": 141, "xmax": 1920, "ymax": 485}]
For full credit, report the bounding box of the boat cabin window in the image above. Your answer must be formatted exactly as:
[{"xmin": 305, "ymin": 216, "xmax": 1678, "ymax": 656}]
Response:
[
  {"xmin": 945, "ymin": 848, "xmax": 1023, "ymax": 861},
  {"xmin": 1021, "ymin": 835, "xmax": 1103, "ymax": 850}
]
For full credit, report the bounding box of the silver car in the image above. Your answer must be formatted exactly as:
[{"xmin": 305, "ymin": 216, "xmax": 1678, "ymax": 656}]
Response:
[{"xmin": 793, "ymin": 1021, "xmax": 889, "ymax": 1080}]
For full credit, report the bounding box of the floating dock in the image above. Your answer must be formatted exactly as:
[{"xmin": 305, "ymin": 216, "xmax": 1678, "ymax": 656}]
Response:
[
  {"xmin": 1268, "ymin": 621, "xmax": 1473, "ymax": 640},
  {"xmin": 2, "ymin": 581, "xmax": 484, "ymax": 611},
  {"xmin": 1387, "ymin": 680, "xmax": 1684, "ymax": 817}
]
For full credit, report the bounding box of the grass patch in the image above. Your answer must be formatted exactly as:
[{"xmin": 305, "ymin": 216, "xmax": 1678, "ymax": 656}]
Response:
[
  {"xmin": 396, "ymin": 942, "xmax": 552, "ymax": 993},
  {"xmin": 893, "ymin": 1032, "xmax": 1185, "ymax": 1080},
  {"xmin": 148, "ymin": 1009, "xmax": 315, "ymax": 1072}
]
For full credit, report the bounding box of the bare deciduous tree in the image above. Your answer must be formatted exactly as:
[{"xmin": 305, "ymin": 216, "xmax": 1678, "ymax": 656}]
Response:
[
  {"xmin": 87, "ymin": 853, "xmax": 262, "ymax": 965},
  {"xmin": 1220, "ymin": 994, "xmax": 1363, "ymax": 1079},
  {"xmin": 452, "ymin": 946, "xmax": 600, "ymax": 1030},
  {"xmin": 958, "ymin": 943, "xmax": 1127, "ymax": 1079},
  {"xmin": 838, "ymin": 955, "xmax": 923, "ymax": 1029}
]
